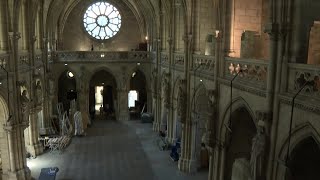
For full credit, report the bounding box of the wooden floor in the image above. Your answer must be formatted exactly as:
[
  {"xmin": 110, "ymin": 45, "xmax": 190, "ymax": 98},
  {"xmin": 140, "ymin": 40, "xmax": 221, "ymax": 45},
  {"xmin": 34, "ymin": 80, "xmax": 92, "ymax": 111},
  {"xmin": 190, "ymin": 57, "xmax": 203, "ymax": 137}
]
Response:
[{"xmin": 28, "ymin": 119, "xmax": 208, "ymax": 180}]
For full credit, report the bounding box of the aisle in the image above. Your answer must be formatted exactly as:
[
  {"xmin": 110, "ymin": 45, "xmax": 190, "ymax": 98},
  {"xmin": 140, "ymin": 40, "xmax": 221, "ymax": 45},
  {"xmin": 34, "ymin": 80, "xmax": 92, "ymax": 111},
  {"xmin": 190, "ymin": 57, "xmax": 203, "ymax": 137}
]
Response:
[
  {"xmin": 28, "ymin": 119, "xmax": 208, "ymax": 180},
  {"xmin": 29, "ymin": 120, "xmax": 154, "ymax": 180}
]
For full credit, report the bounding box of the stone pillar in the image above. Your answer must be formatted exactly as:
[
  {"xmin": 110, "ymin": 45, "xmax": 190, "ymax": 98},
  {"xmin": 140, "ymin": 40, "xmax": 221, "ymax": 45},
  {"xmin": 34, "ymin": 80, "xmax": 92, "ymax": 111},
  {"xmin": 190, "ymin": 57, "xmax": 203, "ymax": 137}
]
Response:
[
  {"xmin": 153, "ymin": 38, "xmax": 161, "ymax": 131},
  {"xmin": 1, "ymin": 32, "xmax": 31, "ymax": 180},
  {"xmin": 117, "ymin": 89, "xmax": 129, "ymax": 121},
  {"xmin": 3, "ymin": 123, "xmax": 31, "ymax": 180},
  {"xmin": 178, "ymin": 31, "xmax": 194, "ymax": 172},
  {"xmin": 26, "ymin": 106, "xmax": 43, "ymax": 157}
]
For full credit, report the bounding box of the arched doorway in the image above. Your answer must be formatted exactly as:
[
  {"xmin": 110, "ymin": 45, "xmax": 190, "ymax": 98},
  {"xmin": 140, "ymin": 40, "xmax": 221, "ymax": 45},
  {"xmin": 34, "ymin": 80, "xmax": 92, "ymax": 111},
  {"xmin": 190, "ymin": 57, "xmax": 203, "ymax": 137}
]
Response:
[
  {"xmin": 129, "ymin": 70, "xmax": 147, "ymax": 119},
  {"xmin": 224, "ymin": 107, "xmax": 256, "ymax": 180},
  {"xmin": 89, "ymin": 70, "xmax": 117, "ymax": 120},
  {"xmin": 286, "ymin": 137, "xmax": 320, "ymax": 180},
  {"xmin": 58, "ymin": 70, "xmax": 77, "ymax": 112},
  {"xmin": 0, "ymin": 94, "xmax": 9, "ymax": 177},
  {"xmin": 192, "ymin": 86, "xmax": 209, "ymax": 171}
]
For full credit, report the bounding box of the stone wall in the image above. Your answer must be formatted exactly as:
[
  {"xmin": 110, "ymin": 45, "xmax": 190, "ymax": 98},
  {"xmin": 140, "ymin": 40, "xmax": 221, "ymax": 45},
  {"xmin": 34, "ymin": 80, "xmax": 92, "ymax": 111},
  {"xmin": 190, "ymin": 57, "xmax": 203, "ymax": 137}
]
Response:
[
  {"xmin": 62, "ymin": 1, "xmax": 142, "ymax": 51},
  {"xmin": 231, "ymin": 0, "xmax": 265, "ymax": 57},
  {"xmin": 307, "ymin": 21, "xmax": 320, "ymax": 64}
]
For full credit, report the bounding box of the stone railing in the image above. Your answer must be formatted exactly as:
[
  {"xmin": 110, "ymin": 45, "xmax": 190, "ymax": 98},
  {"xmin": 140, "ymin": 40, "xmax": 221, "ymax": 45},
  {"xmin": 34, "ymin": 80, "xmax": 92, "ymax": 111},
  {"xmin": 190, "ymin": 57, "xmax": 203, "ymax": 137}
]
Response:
[
  {"xmin": 288, "ymin": 63, "xmax": 320, "ymax": 98},
  {"xmin": 34, "ymin": 52, "xmax": 43, "ymax": 67},
  {"xmin": 174, "ymin": 52, "xmax": 184, "ymax": 66},
  {"xmin": 53, "ymin": 51, "xmax": 150, "ymax": 62},
  {"xmin": 18, "ymin": 52, "xmax": 30, "ymax": 65},
  {"xmin": 224, "ymin": 57, "xmax": 268, "ymax": 89},
  {"xmin": 160, "ymin": 52, "xmax": 169, "ymax": 65},
  {"xmin": 0, "ymin": 54, "xmax": 9, "ymax": 70},
  {"xmin": 193, "ymin": 54, "xmax": 215, "ymax": 73}
]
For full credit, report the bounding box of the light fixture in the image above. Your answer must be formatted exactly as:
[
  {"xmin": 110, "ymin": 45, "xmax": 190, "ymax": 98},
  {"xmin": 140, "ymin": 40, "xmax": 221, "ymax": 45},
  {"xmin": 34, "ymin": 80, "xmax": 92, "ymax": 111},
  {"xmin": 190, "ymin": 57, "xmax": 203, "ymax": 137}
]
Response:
[
  {"xmin": 67, "ymin": 71, "xmax": 74, "ymax": 78},
  {"xmin": 71, "ymin": 89, "xmax": 74, "ymax": 92},
  {"xmin": 200, "ymin": 79, "xmax": 203, "ymax": 82},
  {"xmin": 215, "ymin": 30, "xmax": 220, "ymax": 38},
  {"xmin": 145, "ymin": 36, "xmax": 148, "ymax": 41},
  {"xmin": 132, "ymin": 72, "xmax": 136, "ymax": 78},
  {"xmin": 0, "ymin": 82, "xmax": 2, "ymax": 85},
  {"xmin": 137, "ymin": 62, "xmax": 140, "ymax": 66},
  {"xmin": 64, "ymin": 63, "xmax": 68, "ymax": 66},
  {"xmin": 101, "ymin": 53, "xmax": 105, "ymax": 58}
]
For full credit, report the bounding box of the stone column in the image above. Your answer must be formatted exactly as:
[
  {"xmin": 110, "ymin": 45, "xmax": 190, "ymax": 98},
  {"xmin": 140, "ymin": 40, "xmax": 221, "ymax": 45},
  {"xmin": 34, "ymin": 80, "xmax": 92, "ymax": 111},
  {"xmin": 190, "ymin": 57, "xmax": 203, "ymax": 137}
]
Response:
[
  {"xmin": 2, "ymin": 32, "xmax": 31, "ymax": 180},
  {"xmin": 77, "ymin": 68, "xmax": 90, "ymax": 129},
  {"xmin": 26, "ymin": 106, "xmax": 43, "ymax": 157},
  {"xmin": 117, "ymin": 89, "xmax": 129, "ymax": 121},
  {"xmin": 3, "ymin": 123, "xmax": 31, "ymax": 180},
  {"xmin": 178, "ymin": 32, "xmax": 194, "ymax": 172},
  {"xmin": 153, "ymin": 38, "xmax": 161, "ymax": 131}
]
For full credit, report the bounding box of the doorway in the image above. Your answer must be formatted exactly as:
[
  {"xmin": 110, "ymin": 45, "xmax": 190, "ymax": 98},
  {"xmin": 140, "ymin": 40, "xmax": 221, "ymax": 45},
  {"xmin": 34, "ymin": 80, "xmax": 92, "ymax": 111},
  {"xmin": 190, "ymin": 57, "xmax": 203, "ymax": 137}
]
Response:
[
  {"xmin": 129, "ymin": 70, "xmax": 147, "ymax": 119},
  {"xmin": 89, "ymin": 70, "xmax": 117, "ymax": 120}
]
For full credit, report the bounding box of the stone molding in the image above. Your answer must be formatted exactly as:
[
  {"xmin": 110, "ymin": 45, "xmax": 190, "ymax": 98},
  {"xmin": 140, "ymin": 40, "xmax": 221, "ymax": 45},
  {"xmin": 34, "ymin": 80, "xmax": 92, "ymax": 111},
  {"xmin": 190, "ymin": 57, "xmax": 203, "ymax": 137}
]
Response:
[
  {"xmin": 219, "ymin": 78, "xmax": 267, "ymax": 97},
  {"xmin": 279, "ymin": 94, "xmax": 320, "ymax": 115}
]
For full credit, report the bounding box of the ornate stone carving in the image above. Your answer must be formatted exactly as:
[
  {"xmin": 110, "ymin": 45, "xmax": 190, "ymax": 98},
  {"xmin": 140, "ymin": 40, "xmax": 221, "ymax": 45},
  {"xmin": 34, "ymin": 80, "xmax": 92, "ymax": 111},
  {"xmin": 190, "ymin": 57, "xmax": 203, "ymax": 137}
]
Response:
[
  {"xmin": 174, "ymin": 53, "xmax": 185, "ymax": 65},
  {"xmin": 228, "ymin": 62, "xmax": 267, "ymax": 83},
  {"xmin": 34, "ymin": 80, "xmax": 43, "ymax": 105},
  {"xmin": 177, "ymin": 79, "xmax": 187, "ymax": 124},
  {"xmin": 152, "ymin": 68, "xmax": 157, "ymax": 97},
  {"xmin": 250, "ymin": 111, "xmax": 268, "ymax": 180},
  {"xmin": 204, "ymin": 90, "xmax": 217, "ymax": 147},
  {"xmin": 20, "ymin": 90, "xmax": 30, "ymax": 124},
  {"xmin": 162, "ymin": 73, "xmax": 170, "ymax": 108},
  {"xmin": 194, "ymin": 55, "xmax": 215, "ymax": 72},
  {"xmin": 161, "ymin": 53, "xmax": 169, "ymax": 64},
  {"xmin": 55, "ymin": 51, "xmax": 149, "ymax": 62},
  {"xmin": 293, "ymin": 72, "xmax": 320, "ymax": 94}
]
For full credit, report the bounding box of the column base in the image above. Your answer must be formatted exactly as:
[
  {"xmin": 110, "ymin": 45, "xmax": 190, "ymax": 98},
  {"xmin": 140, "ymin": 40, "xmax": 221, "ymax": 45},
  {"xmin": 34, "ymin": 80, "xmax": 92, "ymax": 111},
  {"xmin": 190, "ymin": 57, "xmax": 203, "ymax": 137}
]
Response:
[
  {"xmin": 118, "ymin": 113, "xmax": 129, "ymax": 121},
  {"xmin": 152, "ymin": 122, "xmax": 160, "ymax": 132},
  {"xmin": 39, "ymin": 128, "xmax": 50, "ymax": 135},
  {"xmin": 3, "ymin": 167, "xmax": 31, "ymax": 180},
  {"xmin": 178, "ymin": 158, "xmax": 198, "ymax": 173},
  {"xmin": 166, "ymin": 137, "xmax": 176, "ymax": 145},
  {"xmin": 27, "ymin": 143, "xmax": 43, "ymax": 157}
]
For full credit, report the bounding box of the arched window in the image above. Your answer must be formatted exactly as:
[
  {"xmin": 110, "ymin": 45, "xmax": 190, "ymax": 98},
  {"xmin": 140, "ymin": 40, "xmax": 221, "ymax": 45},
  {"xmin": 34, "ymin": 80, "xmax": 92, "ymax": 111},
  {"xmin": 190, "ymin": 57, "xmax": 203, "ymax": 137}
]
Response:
[{"xmin": 83, "ymin": 2, "xmax": 121, "ymax": 40}]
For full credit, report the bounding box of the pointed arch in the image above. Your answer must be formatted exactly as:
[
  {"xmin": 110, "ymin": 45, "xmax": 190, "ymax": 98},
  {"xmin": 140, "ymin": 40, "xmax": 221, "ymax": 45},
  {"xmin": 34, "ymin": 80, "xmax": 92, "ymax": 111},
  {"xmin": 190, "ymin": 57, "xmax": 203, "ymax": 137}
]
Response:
[
  {"xmin": 275, "ymin": 122, "xmax": 320, "ymax": 179},
  {"xmin": 219, "ymin": 96, "xmax": 257, "ymax": 143}
]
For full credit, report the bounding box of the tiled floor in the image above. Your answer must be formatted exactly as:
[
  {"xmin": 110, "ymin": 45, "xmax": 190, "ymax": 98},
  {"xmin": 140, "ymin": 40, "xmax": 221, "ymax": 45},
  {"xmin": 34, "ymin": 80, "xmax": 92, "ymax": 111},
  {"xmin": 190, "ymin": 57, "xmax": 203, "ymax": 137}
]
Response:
[{"xmin": 28, "ymin": 119, "xmax": 208, "ymax": 180}]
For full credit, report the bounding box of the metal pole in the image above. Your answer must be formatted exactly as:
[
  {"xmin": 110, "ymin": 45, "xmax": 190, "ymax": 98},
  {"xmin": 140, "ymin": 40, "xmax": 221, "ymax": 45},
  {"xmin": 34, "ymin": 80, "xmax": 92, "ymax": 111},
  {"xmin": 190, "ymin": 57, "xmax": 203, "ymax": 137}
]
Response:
[
  {"xmin": 229, "ymin": 70, "xmax": 242, "ymax": 130},
  {"xmin": 285, "ymin": 81, "xmax": 308, "ymax": 165}
]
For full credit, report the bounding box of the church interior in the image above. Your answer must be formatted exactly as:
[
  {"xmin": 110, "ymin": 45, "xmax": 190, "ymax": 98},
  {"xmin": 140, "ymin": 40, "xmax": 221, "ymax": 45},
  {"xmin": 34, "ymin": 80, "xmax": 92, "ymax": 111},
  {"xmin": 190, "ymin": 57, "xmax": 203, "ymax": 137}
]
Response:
[{"xmin": 0, "ymin": 0, "xmax": 319, "ymax": 179}]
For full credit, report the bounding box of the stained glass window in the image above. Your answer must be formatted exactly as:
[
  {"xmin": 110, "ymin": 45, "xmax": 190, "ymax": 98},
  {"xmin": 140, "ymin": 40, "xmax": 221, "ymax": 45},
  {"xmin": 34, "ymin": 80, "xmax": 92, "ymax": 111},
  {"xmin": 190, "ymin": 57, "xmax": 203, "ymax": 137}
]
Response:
[{"xmin": 83, "ymin": 2, "xmax": 121, "ymax": 40}]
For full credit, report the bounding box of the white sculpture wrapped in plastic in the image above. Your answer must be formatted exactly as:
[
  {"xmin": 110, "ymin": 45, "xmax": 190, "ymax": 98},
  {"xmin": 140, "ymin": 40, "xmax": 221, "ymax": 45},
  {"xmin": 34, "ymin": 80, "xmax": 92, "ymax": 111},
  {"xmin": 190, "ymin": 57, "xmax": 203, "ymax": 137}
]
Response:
[{"xmin": 74, "ymin": 111, "xmax": 84, "ymax": 136}]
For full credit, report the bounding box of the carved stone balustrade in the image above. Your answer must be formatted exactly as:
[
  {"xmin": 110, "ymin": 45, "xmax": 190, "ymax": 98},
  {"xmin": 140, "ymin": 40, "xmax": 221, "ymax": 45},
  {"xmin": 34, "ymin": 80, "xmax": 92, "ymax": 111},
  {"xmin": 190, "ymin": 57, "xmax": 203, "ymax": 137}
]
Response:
[
  {"xmin": 193, "ymin": 54, "xmax": 215, "ymax": 73},
  {"xmin": 225, "ymin": 57, "xmax": 268, "ymax": 90},
  {"xmin": 0, "ymin": 53, "xmax": 9, "ymax": 69},
  {"xmin": 288, "ymin": 63, "xmax": 320, "ymax": 99},
  {"xmin": 160, "ymin": 52, "xmax": 169, "ymax": 65},
  {"xmin": 174, "ymin": 53, "xmax": 185, "ymax": 66},
  {"xmin": 53, "ymin": 51, "xmax": 150, "ymax": 63}
]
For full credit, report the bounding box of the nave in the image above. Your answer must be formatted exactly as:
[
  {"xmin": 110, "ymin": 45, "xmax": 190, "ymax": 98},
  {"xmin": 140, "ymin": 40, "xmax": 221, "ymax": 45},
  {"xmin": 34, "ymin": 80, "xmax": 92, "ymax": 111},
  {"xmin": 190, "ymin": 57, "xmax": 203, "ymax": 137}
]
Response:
[{"xmin": 27, "ymin": 119, "xmax": 207, "ymax": 180}]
